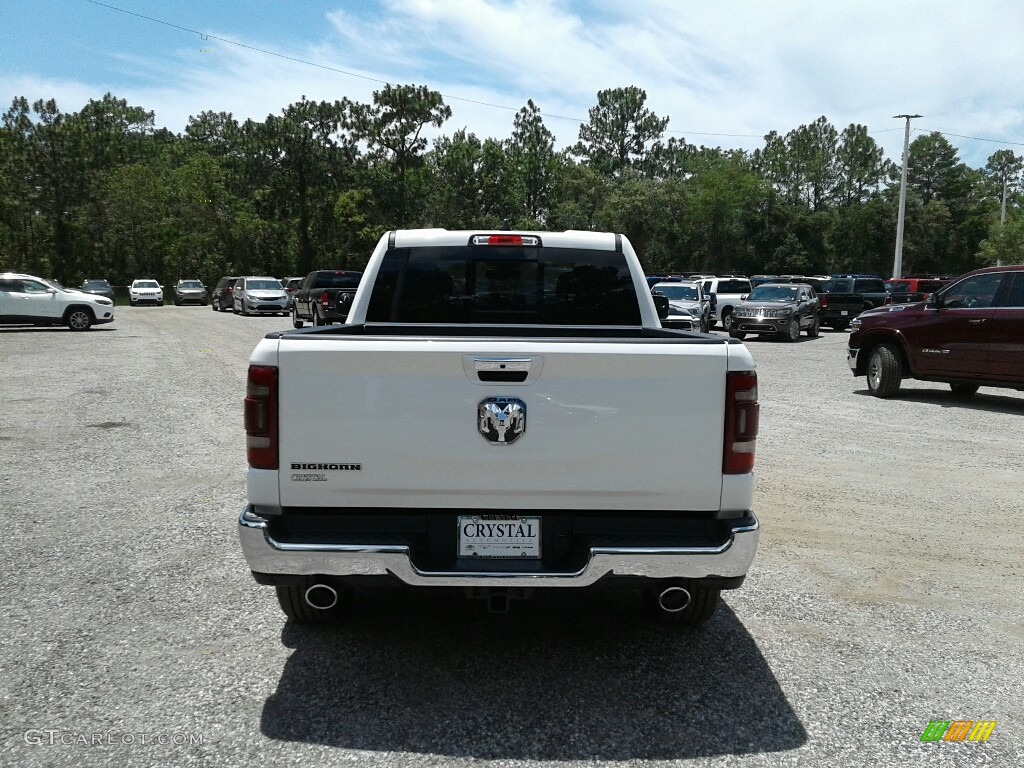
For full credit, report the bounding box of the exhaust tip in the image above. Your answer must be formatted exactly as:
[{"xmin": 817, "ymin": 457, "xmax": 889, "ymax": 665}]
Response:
[
  {"xmin": 657, "ymin": 586, "xmax": 691, "ymax": 613},
  {"xmin": 304, "ymin": 583, "xmax": 339, "ymax": 610}
]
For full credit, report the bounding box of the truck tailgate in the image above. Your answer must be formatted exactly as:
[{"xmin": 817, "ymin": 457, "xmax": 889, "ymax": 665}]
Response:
[{"xmin": 276, "ymin": 337, "xmax": 729, "ymax": 511}]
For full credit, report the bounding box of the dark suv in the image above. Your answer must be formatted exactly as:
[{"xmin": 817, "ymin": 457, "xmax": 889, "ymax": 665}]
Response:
[
  {"xmin": 80, "ymin": 279, "xmax": 116, "ymax": 302},
  {"xmin": 211, "ymin": 276, "xmax": 239, "ymax": 311},
  {"xmin": 173, "ymin": 279, "xmax": 208, "ymax": 306},
  {"xmin": 730, "ymin": 282, "xmax": 820, "ymax": 341},
  {"xmin": 848, "ymin": 265, "xmax": 1024, "ymax": 398}
]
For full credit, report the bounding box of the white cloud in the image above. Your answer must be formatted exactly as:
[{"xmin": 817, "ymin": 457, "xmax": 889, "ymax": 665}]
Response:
[{"xmin": 3, "ymin": 0, "xmax": 1022, "ymax": 167}]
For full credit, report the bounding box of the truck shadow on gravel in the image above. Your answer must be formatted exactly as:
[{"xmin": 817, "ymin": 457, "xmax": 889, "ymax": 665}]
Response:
[
  {"xmin": 260, "ymin": 588, "xmax": 806, "ymax": 760},
  {"xmin": 853, "ymin": 388, "xmax": 1024, "ymax": 414}
]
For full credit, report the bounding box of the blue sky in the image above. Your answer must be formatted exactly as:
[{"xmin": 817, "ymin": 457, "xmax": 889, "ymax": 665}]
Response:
[{"xmin": 3, "ymin": 0, "xmax": 1023, "ymax": 169}]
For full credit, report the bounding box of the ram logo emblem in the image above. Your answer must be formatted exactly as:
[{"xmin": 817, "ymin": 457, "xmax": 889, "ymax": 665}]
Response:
[{"xmin": 478, "ymin": 397, "xmax": 526, "ymax": 445}]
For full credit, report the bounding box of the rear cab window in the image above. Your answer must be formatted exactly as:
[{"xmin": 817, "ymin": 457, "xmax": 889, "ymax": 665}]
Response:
[
  {"xmin": 366, "ymin": 243, "xmax": 641, "ymax": 325},
  {"xmin": 310, "ymin": 272, "xmax": 362, "ymax": 290},
  {"xmin": 717, "ymin": 279, "xmax": 752, "ymax": 294},
  {"xmin": 854, "ymin": 279, "xmax": 886, "ymax": 292}
]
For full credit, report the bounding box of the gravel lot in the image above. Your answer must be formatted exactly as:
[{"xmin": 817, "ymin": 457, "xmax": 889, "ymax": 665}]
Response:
[{"xmin": 1, "ymin": 308, "xmax": 1021, "ymax": 768}]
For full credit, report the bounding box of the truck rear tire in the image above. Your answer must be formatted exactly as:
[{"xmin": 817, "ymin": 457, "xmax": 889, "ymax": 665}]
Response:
[
  {"xmin": 275, "ymin": 578, "xmax": 348, "ymax": 623},
  {"xmin": 291, "ymin": 307, "xmax": 304, "ymax": 329},
  {"xmin": 867, "ymin": 343, "xmax": 902, "ymax": 398},
  {"xmin": 646, "ymin": 581, "xmax": 720, "ymax": 626}
]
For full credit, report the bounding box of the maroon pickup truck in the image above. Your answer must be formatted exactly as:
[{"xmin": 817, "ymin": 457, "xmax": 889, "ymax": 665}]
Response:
[
  {"xmin": 848, "ymin": 265, "xmax": 1024, "ymax": 398},
  {"xmin": 290, "ymin": 270, "xmax": 363, "ymax": 328}
]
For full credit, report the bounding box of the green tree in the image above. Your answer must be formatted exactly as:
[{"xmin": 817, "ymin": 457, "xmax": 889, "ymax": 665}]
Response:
[
  {"xmin": 906, "ymin": 132, "xmax": 971, "ymax": 205},
  {"xmin": 836, "ymin": 124, "xmax": 891, "ymax": 205},
  {"xmin": 0, "ymin": 97, "xmax": 38, "ymax": 273},
  {"xmin": 254, "ymin": 97, "xmax": 360, "ymax": 274},
  {"xmin": 573, "ymin": 86, "xmax": 669, "ymax": 176},
  {"xmin": 352, "ymin": 84, "xmax": 451, "ymax": 226},
  {"xmin": 983, "ymin": 149, "xmax": 1023, "ymax": 223},
  {"xmin": 977, "ymin": 216, "xmax": 1024, "ymax": 265},
  {"xmin": 681, "ymin": 151, "xmax": 768, "ymax": 274},
  {"xmin": 507, "ymin": 100, "xmax": 557, "ymax": 224},
  {"xmin": 902, "ymin": 133, "xmax": 987, "ymax": 273},
  {"xmin": 427, "ymin": 130, "xmax": 491, "ymax": 226},
  {"xmin": 594, "ymin": 172, "xmax": 686, "ymax": 269},
  {"xmin": 548, "ymin": 158, "xmax": 607, "ymax": 231}
]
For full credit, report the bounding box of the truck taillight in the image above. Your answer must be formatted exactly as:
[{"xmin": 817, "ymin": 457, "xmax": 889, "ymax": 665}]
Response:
[
  {"xmin": 819, "ymin": 296, "xmax": 829, "ymax": 309},
  {"xmin": 320, "ymin": 291, "xmax": 329, "ymax": 306},
  {"xmin": 724, "ymin": 371, "xmax": 758, "ymax": 474},
  {"xmin": 245, "ymin": 365, "xmax": 278, "ymax": 469}
]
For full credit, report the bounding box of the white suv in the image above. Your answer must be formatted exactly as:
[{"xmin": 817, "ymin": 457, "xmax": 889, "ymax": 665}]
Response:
[
  {"xmin": 0, "ymin": 273, "xmax": 115, "ymax": 330},
  {"xmin": 129, "ymin": 279, "xmax": 164, "ymax": 306},
  {"xmin": 700, "ymin": 276, "xmax": 753, "ymax": 331}
]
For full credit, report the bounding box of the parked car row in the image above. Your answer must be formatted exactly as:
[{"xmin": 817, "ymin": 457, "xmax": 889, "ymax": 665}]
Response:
[
  {"xmin": 665, "ymin": 273, "xmax": 950, "ymax": 333},
  {"xmin": 211, "ymin": 271, "xmax": 365, "ymax": 321},
  {"xmin": 647, "ymin": 274, "xmax": 755, "ymax": 331}
]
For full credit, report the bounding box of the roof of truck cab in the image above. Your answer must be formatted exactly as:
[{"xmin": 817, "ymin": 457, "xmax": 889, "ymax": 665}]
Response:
[{"xmin": 391, "ymin": 229, "xmax": 620, "ymax": 250}]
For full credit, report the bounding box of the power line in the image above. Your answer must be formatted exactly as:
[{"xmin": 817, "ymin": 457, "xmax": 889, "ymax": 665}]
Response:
[
  {"xmin": 81, "ymin": 2, "xmax": 1022, "ymax": 151},
  {"xmin": 81, "ymin": 0, "xmax": 766, "ymax": 139},
  {"xmin": 921, "ymin": 128, "xmax": 1024, "ymax": 148}
]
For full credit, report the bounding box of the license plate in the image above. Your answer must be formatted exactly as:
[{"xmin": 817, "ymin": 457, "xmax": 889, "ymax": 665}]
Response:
[
  {"xmin": 458, "ymin": 515, "xmax": 541, "ymax": 559},
  {"xmin": 841, "ymin": 310, "xmax": 849, "ymax": 316}
]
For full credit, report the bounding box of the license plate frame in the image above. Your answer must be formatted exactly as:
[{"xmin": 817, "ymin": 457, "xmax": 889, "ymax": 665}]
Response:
[
  {"xmin": 840, "ymin": 310, "xmax": 849, "ymax": 316},
  {"xmin": 458, "ymin": 515, "xmax": 541, "ymax": 559}
]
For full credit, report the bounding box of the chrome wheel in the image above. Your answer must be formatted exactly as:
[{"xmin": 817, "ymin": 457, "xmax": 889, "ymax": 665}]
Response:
[
  {"xmin": 866, "ymin": 344, "xmax": 902, "ymax": 398},
  {"xmin": 868, "ymin": 354, "xmax": 882, "ymax": 389}
]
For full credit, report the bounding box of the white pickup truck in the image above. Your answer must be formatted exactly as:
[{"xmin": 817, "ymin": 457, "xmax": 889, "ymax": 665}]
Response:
[{"xmin": 238, "ymin": 230, "xmax": 760, "ymax": 625}]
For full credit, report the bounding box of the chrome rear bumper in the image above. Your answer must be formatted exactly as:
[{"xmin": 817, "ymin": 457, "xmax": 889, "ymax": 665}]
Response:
[{"xmin": 238, "ymin": 506, "xmax": 760, "ymax": 588}]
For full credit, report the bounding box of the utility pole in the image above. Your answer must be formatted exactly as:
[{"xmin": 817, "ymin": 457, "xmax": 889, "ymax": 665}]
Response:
[
  {"xmin": 1000, "ymin": 175, "xmax": 1008, "ymax": 227},
  {"xmin": 892, "ymin": 114, "xmax": 921, "ymax": 279},
  {"xmin": 998, "ymin": 176, "xmax": 1007, "ymax": 266}
]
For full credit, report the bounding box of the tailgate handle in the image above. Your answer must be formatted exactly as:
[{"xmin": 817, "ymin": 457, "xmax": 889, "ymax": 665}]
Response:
[{"xmin": 475, "ymin": 358, "xmax": 531, "ymax": 383}]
